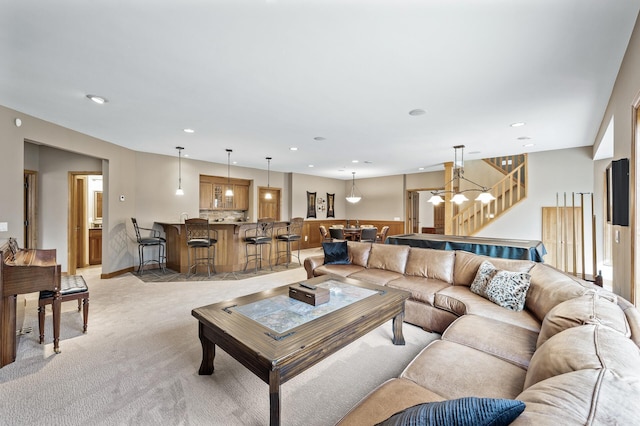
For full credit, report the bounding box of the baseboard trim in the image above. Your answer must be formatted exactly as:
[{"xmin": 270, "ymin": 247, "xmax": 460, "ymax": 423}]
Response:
[{"xmin": 101, "ymin": 266, "xmax": 134, "ymax": 279}]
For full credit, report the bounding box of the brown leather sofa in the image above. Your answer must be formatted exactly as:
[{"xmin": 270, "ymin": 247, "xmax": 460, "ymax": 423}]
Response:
[{"xmin": 304, "ymin": 241, "xmax": 640, "ymax": 425}]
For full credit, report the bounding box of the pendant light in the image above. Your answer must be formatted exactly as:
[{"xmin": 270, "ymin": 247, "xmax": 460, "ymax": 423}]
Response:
[
  {"xmin": 225, "ymin": 149, "xmax": 234, "ymax": 197},
  {"xmin": 346, "ymin": 171, "xmax": 362, "ymax": 203},
  {"xmin": 265, "ymin": 157, "xmax": 273, "ymax": 200},
  {"xmin": 428, "ymin": 145, "xmax": 496, "ymax": 205},
  {"xmin": 175, "ymin": 146, "xmax": 184, "ymax": 196}
]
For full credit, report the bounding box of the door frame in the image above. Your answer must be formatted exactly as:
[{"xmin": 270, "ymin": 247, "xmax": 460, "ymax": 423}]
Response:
[
  {"xmin": 68, "ymin": 171, "xmax": 101, "ymax": 275},
  {"xmin": 258, "ymin": 186, "xmax": 281, "ymax": 220},
  {"xmin": 24, "ymin": 170, "xmax": 37, "ymax": 249},
  {"xmin": 405, "ymin": 187, "xmax": 440, "ymax": 234}
]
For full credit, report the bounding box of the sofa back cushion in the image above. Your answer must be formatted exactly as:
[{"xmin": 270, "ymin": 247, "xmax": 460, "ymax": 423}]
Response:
[
  {"xmin": 525, "ymin": 324, "xmax": 640, "ymax": 389},
  {"xmin": 525, "ymin": 264, "xmax": 589, "ymax": 322},
  {"xmin": 367, "ymin": 244, "xmax": 410, "ymax": 274},
  {"xmin": 405, "ymin": 248, "xmax": 455, "ymax": 283},
  {"xmin": 347, "ymin": 241, "xmax": 372, "ymax": 267},
  {"xmin": 453, "ymin": 251, "xmax": 535, "ymax": 286},
  {"xmin": 537, "ymin": 290, "xmax": 630, "ymax": 348}
]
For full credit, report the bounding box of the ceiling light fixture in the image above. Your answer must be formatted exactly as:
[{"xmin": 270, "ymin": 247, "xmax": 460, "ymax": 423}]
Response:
[
  {"xmin": 183, "ymin": 128, "xmax": 195, "ymax": 133},
  {"xmin": 86, "ymin": 94, "xmax": 108, "ymax": 104},
  {"xmin": 225, "ymin": 149, "xmax": 234, "ymax": 197},
  {"xmin": 510, "ymin": 122, "xmax": 526, "ymax": 127},
  {"xmin": 175, "ymin": 146, "xmax": 184, "ymax": 196},
  {"xmin": 346, "ymin": 171, "xmax": 362, "ymax": 204},
  {"xmin": 428, "ymin": 145, "xmax": 496, "ymax": 206},
  {"xmin": 265, "ymin": 157, "xmax": 273, "ymax": 200}
]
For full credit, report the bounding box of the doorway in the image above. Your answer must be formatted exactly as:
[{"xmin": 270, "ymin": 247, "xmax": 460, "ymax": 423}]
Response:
[
  {"xmin": 24, "ymin": 170, "xmax": 37, "ymax": 249},
  {"xmin": 68, "ymin": 172, "xmax": 102, "ymax": 275},
  {"xmin": 406, "ymin": 189, "xmax": 443, "ymax": 234},
  {"xmin": 258, "ymin": 187, "xmax": 281, "ymax": 220}
]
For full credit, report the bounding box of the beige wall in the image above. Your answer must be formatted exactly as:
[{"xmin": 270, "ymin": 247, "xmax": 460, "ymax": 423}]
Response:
[{"xmin": 592, "ymin": 13, "xmax": 640, "ymax": 302}]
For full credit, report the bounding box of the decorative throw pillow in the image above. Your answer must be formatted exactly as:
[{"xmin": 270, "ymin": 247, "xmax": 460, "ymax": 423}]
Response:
[
  {"xmin": 484, "ymin": 270, "xmax": 532, "ymax": 311},
  {"xmin": 470, "ymin": 260, "xmax": 497, "ymax": 295},
  {"xmin": 375, "ymin": 397, "xmax": 525, "ymax": 426},
  {"xmin": 322, "ymin": 241, "xmax": 351, "ymax": 265}
]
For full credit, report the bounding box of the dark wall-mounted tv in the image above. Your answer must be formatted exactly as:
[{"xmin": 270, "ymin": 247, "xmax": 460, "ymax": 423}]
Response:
[{"xmin": 606, "ymin": 158, "xmax": 629, "ymax": 226}]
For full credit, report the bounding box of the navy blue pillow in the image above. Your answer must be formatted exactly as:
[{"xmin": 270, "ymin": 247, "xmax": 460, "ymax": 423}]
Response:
[
  {"xmin": 322, "ymin": 241, "xmax": 351, "ymax": 265},
  {"xmin": 375, "ymin": 397, "xmax": 525, "ymax": 426}
]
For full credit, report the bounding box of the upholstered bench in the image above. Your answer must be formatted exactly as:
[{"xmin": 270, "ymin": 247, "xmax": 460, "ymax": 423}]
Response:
[{"xmin": 38, "ymin": 274, "xmax": 89, "ymax": 344}]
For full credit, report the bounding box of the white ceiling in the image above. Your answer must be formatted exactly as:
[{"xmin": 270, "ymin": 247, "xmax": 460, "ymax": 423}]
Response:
[{"xmin": 2, "ymin": 1, "xmax": 639, "ymax": 179}]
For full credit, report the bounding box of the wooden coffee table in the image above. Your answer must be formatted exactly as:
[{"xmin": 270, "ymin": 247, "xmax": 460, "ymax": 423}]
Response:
[{"xmin": 191, "ymin": 274, "xmax": 410, "ymax": 426}]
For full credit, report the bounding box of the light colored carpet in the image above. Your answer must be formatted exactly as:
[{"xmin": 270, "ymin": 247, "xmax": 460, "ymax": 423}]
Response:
[{"xmin": 0, "ymin": 249, "xmax": 439, "ymax": 426}]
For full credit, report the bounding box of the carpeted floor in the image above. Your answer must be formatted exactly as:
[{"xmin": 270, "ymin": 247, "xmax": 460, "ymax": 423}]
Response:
[
  {"xmin": 0, "ymin": 250, "xmax": 439, "ymax": 426},
  {"xmin": 137, "ymin": 263, "xmax": 303, "ymax": 282}
]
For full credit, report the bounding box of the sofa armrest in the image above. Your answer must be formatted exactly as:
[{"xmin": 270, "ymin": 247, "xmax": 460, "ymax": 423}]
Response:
[{"xmin": 304, "ymin": 255, "xmax": 326, "ymax": 279}]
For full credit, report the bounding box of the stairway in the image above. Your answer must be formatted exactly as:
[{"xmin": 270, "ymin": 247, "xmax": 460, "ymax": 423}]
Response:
[{"xmin": 452, "ymin": 154, "xmax": 527, "ymax": 236}]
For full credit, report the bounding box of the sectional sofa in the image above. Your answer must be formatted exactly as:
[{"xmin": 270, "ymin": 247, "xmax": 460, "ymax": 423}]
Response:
[{"xmin": 303, "ymin": 241, "xmax": 640, "ymax": 425}]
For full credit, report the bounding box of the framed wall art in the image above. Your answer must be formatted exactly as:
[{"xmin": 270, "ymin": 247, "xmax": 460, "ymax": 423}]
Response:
[
  {"xmin": 326, "ymin": 193, "xmax": 335, "ymax": 218},
  {"xmin": 306, "ymin": 191, "xmax": 317, "ymax": 218}
]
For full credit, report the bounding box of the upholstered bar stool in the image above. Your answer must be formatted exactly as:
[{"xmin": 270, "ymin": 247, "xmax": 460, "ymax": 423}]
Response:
[
  {"xmin": 38, "ymin": 274, "xmax": 89, "ymax": 345},
  {"xmin": 131, "ymin": 218, "xmax": 166, "ymax": 275},
  {"xmin": 244, "ymin": 218, "xmax": 274, "ymax": 273},
  {"xmin": 275, "ymin": 217, "xmax": 303, "ymax": 268},
  {"xmin": 185, "ymin": 218, "xmax": 218, "ymax": 276}
]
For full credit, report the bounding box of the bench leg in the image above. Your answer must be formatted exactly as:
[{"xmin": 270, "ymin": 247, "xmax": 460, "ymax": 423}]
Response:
[
  {"xmin": 38, "ymin": 303, "xmax": 46, "ymax": 344},
  {"xmin": 82, "ymin": 296, "xmax": 89, "ymax": 333}
]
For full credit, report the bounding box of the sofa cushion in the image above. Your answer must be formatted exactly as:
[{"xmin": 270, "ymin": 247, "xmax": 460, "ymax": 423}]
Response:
[
  {"xmin": 336, "ymin": 378, "xmax": 445, "ymax": 426},
  {"xmin": 536, "ymin": 290, "xmax": 631, "ymax": 348},
  {"xmin": 322, "ymin": 241, "xmax": 350, "ymax": 264},
  {"xmin": 367, "ymin": 244, "xmax": 410, "ymax": 274},
  {"xmin": 349, "ymin": 269, "xmax": 404, "ymax": 286},
  {"xmin": 524, "ymin": 324, "xmax": 640, "ymax": 389},
  {"xmin": 514, "ymin": 369, "xmax": 640, "ymax": 425},
  {"xmin": 401, "ymin": 340, "xmax": 527, "ymax": 400},
  {"xmin": 387, "ymin": 276, "xmax": 450, "ymax": 305},
  {"xmin": 404, "ymin": 248, "xmax": 455, "ymax": 283},
  {"xmin": 469, "ymin": 260, "xmax": 497, "ymax": 294},
  {"xmin": 483, "ymin": 270, "xmax": 531, "ymax": 312},
  {"xmin": 347, "ymin": 241, "xmax": 372, "ymax": 267},
  {"xmin": 453, "ymin": 251, "xmax": 535, "ymax": 286},
  {"xmin": 434, "ymin": 286, "xmax": 541, "ymax": 332},
  {"xmin": 376, "ymin": 397, "xmax": 525, "ymax": 426},
  {"xmin": 442, "ymin": 315, "xmax": 538, "ymax": 369},
  {"xmin": 525, "ymin": 263, "xmax": 588, "ymax": 322},
  {"xmin": 314, "ymin": 264, "xmax": 365, "ymax": 278}
]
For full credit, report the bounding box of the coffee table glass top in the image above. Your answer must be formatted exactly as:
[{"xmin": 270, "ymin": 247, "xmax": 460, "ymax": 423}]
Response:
[{"xmin": 231, "ymin": 279, "xmax": 379, "ymax": 334}]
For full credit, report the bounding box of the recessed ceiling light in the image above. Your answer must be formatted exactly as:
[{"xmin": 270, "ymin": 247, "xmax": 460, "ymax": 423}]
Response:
[
  {"xmin": 86, "ymin": 94, "xmax": 108, "ymax": 104},
  {"xmin": 409, "ymin": 109, "xmax": 426, "ymax": 116},
  {"xmin": 468, "ymin": 151, "xmax": 481, "ymax": 155},
  {"xmin": 352, "ymin": 160, "xmax": 359, "ymax": 163},
  {"xmin": 418, "ymin": 167, "xmax": 425, "ymax": 171},
  {"xmin": 523, "ymin": 143, "xmax": 535, "ymax": 148},
  {"xmin": 183, "ymin": 128, "xmax": 195, "ymax": 133},
  {"xmin": 290, "ymin": 147, "xmax": 298, "ymax": 151},
  {"xmin": 510, "ymin": 122, "xmax": 526, "ymax": 127},
  {"xmin": 232, "ymin": 161, "xmax": 237, "ymax": 165},
  {"xmin": 308, "ymin": 164, "xmax": 314, "ymax": 168},
  {"xmin": 313, "ymin": 137, "xmax": 326, "ymax": 141}
]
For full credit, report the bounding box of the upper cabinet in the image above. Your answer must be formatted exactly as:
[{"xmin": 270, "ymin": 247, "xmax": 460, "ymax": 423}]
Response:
[{"xmin": 200, "ymin": 175, "xmax": 250, "ymax": 210}]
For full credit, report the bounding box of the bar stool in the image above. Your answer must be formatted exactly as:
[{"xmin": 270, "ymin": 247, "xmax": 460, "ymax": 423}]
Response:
[
  {"xmin": 38, "ymin": 274, "xmax": 89, "ymax": 345},
  {"xmin": 131, "ymin": 218, "xmax": 166, "ymax": 275},
  {"xmin": 275, "ymin": 217, "xmax": 303, "ymax": 267},
  {"xmin": 244, "ymin": 218, "xmax": 274, "ymax": 273},
  {"xmin": 185, "ymin": 218, "xmax": 217, "ymax": 276}
]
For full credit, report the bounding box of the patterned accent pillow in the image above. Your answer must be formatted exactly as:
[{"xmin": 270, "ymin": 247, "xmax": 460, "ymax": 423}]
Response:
[
  {"xmin": 470, "ymin": 260, "xmax": 497, "ymax": 295},
  {"xmin": 375, "ymin": 397, "xmax": 525, "ymax": 426},
  {"xmin": 485, "ymin": 270, "xmax": 532, "ymax": 311}
]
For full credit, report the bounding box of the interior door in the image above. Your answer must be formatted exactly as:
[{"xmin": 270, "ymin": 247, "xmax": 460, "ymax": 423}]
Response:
[
  {"xmin": 23, "ymin": 170, "xmax": 37, "ymax": 249},
  {"xmin": 258, "ymin": 187, "xmax": 280, "ymax": 220}
]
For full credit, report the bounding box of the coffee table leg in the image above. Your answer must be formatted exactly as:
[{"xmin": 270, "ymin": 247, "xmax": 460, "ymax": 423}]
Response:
[
  {"xmin": 197, "ymin": 323, "xmax": 216, "ymax": 375},
  {"xmin": 392, "ymin": 310, "xmax": 405, "ymax": 345},
  {"xmin": 269, "ymin": 369, "xmax": 281, "ymax": 426}
]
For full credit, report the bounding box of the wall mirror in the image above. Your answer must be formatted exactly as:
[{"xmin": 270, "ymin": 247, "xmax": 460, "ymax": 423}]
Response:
[{"xmin": 94, "ymin": 191, "xmax": 103, "ymax": 219}]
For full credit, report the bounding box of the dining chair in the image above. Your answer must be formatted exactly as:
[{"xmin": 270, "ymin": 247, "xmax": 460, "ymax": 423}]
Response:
[
  {"xmin": 329, "ymin": 227, "xmax": 345, "ymax": 240},
  {"xmin": 360, "ymin": 227, "xmax": 378, "ymax": 243},
  {"xmin": 376, "ymin": 225, "xmax": 390, "ymax": 243},
  {"xmin": 319, "ymin": 225, "xmax": 332, "ymax": 242}
]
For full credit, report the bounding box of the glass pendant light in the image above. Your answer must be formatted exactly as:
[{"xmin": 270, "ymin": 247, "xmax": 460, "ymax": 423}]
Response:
[
  {"xmin": 175, "ymin": 146, "xmax": 184, "ymax": 196},
  {"xmin": 225, "ymin": 149, "xmax": 234, "ymax": 197},
  {"xmin": 265, "ymin": 157, "xmax": 272, "ymax": 200}
]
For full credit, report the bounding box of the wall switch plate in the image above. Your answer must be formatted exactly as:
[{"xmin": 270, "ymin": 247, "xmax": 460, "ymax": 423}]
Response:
[{"xmin": 0, "ymin": 222, "xmax": 7, "ymax": 232}]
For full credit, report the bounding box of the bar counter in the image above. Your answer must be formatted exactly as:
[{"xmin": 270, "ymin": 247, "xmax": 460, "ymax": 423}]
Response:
[{"xmin": 157, "ymin": 221, "xmax": 289, "ymax": 273}]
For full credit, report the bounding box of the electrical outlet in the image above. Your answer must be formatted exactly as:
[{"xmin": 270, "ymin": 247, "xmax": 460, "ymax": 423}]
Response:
[
  {"xmin": 0, "ymin": 222, "xmax": 7, "ymax": 232},
  {"xmin": 304, "ymin": 235, "xmax": 308, "ymax": 241}
]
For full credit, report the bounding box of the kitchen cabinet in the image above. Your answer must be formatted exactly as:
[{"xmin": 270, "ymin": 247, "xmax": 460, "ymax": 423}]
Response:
[
  {"xmin": 89, "ymin": 228, "xmax": 102, "ymax": 265},
  {"xmin": 199, "ymin": 175, "xmax": 250, "ymax": 210}
]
